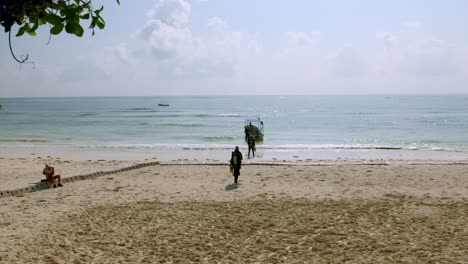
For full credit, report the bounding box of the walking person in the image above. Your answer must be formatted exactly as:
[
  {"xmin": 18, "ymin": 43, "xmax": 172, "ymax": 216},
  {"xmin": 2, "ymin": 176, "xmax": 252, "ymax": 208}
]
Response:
[{"xmin": 230, "ymin": 146, "xmax": 243, "ymax": 185}]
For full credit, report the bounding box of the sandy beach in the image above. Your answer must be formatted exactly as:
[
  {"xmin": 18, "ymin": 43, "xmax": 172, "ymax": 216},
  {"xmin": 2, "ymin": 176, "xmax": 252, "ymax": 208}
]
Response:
[{"xmin": 0, "ymin": 156, "xmax": 467, "ymax": 263}]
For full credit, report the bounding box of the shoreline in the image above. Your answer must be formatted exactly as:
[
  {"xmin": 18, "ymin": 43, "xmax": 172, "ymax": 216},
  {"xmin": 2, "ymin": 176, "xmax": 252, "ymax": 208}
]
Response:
[{"xmin": 1, "ymin": 142, "xmax": 468, "ymax": 162}]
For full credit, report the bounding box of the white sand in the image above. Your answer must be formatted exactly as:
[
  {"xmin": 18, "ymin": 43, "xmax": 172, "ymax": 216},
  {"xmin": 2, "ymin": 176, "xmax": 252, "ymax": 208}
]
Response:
[{"xmin": 0, "ymin": 156, "xmax": 467, "ymax": 263}]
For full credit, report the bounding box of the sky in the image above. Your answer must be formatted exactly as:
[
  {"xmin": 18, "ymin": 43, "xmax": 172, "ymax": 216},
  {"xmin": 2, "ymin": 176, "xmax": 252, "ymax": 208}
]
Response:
[{"xmin": 1, "ymin": 0, "xmax": 468, "ymax": 97}]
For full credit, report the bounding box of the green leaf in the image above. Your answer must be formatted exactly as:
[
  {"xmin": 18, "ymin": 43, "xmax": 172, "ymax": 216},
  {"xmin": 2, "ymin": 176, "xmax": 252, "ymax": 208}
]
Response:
[
  {"xmin": 16, "ymin": 25, "xmax": 27, "ymax": 37},
  {"xmin": 50, "ymin": 23, "xmax": 64, "ymax": 35},
  {"xmin": 30, "ymin": 22, "xmax": 39, "ymax": 32},
  {"xmin": 45, "ymin": 13, "xmax": 62, "ymax": 26},
  {"xmin": 95, "ymin": 6, "xmax": 104, "ymax": 15},
  {"xmin": 26, "ymin": 30, "xmax": 36, "ymax": 36},
  {"xmin": 39, "ymin": 17, "xmax": 46, "ymax": 25},
  {"xmin": 116, "ymin": 0, "xmax": 120, "ymax": 5},
  {"xmin": 25, "ymin": 24, "xmax": 37, "ymax": 36},
  {"xmin": 74, "ymin": 23, "xmax": 84, "ymax": 37},
  {"xmin": 65, "ymin": 22, "xmax": 75, "ymax": 34},
  {"xmin": 80, "ymin": 13, "xmax": 90, "ymax": 19},
  {"xmin": 89, "ymin": 20, "xmax": 96, "ymax": 29},
  {"xmin": 96, "ymin": 20, "xmax": 105, "ymax": 30},
  {"xmin": 51, "ymin": 1, "xmax": 65, "ymax": 10}
]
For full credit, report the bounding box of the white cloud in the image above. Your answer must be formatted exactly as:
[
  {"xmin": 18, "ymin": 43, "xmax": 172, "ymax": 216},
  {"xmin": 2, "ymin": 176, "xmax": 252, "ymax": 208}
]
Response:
[
  {"xmin": 207, "ymin": 16, "xmax": 228, "ymax": 31},
  {"xmin": 463, "ymin": 48, "xmax": 468, "ymax": 75},
  {"xmin": 287, "ymin": 31, "xmax": 320, "ymax": 48},
  {"xmin": 376, "ymin": 23, "xmax": 461, "ymax": 77},
  {"xmin": 133, "ymin": 0, "xmax": 262, "ymax": 80},
  {"xmin": 328, "ymin": 45, "xmax": 364, "ymax": 77},
  {"xmin": 147, "ymin": 0, "xmax": 191, "ymax": 27},
  {"xmin": 59, "ymin": 60, "xmax": 109, "ymax": 82},
  {"xmin": 53, "ymin": 51, "xmax": 113, "ymax": 83},
  {"xmin": 403, "ymin": 21, "xmax": 423, "ymax": 32},
  {"xmin": 376, "ymin": 31, "xmax": 399, "ymax": 50},
  {"xmin": 111, "ymin": 43, "xmax": 136, "ymax": 65},
  {"xmin": 400, "ymin": 38, "xmax": 458, "ymax": 76},
  {"xmin": 140, "ymin": 20, "xmax": 195, "ymax": 60}
]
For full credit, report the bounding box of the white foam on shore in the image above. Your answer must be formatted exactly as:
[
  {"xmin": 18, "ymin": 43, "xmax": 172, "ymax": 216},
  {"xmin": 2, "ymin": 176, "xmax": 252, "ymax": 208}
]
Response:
[{"xmin": 1, "ymin": 142, "xmax": 467, "ymax": 162}]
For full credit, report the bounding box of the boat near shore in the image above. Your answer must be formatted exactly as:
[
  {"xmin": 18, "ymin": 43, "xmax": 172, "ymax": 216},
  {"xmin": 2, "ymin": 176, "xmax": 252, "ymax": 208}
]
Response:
[{"xmin": 244, "ymin": 117, "xmax": 264, "ymax": 143}]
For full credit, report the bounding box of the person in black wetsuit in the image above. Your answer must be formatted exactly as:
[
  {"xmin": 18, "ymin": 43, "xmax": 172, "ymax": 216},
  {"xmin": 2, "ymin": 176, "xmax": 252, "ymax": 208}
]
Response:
[
  {"xmin": 230, "ymin": 146, "xmax": 243, "ymax": 184},
  {"xmin": 248, "ymin": 136, "xmax": 256, "ymax": 158}
]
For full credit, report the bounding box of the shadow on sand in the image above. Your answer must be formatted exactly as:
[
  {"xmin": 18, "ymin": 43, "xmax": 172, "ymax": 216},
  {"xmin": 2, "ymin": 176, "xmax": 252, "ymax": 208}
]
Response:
[{"xmin": 225, "ymin": 183, "xmax": 238, "ymax": 191}]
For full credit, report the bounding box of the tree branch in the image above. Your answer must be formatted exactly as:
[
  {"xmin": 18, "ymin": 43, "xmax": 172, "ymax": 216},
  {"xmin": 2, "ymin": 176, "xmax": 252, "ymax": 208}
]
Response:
[{"xmin": 8, "ymin": 29, "xmax": 35, "ymax": 67}]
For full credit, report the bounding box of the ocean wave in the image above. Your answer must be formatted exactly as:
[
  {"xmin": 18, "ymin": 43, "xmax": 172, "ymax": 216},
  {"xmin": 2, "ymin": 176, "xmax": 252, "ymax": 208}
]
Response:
[
  {"xmin": 217, "ymin": 114, "xmax": 241, "ymax": 117},
  {"xmin": 71, "ymin": 143, "xmax": 236, "ymax": 150},
  {"xmin": 201, "ymin": 136, "xmax": 238, "ymax": 141},
  {"xmin": 335, "ymin": 146, "xmax": 402, "ymax": 150},
  {"xmin": 110, "ymin": 109, "xmax": 184, "ymax": 114},
  {"xmin": 118, "ymin": 114, "xmax": 180, "ymax": 118},
  {"xmin": 78, "ymin": 113, "xmax": 99, "ymax": 116},
  {"xmin": 124, "ymin": 108, "xmax": 155, "ymax": 111},
  {"xmin": 160, "ymin": 123, "xmax": 205, "ymax": 127},
  {"xmin": 346, "ymin": 112, "xmax": 380, "ymax": 115},
  {"xmin": 115, "ymin": 113, "xmax": 242, "ymax": 118},
  {"xmin": 0, "ymin": 112, "xmax": 23, "ymax": 115},
  {"xmin": 10, "ymin": 142, "xmax": 467, "ymax": 153},
  {"xmin": 256, "ymin": 144, "xmax": 468, "ymax": 152},
  {"xmin": 0, "ymin": 139, "xmax": 48, "ymax": 143},
  {"xmin": 194, "ymin": 114, "xmax": 240, "ymax": 118},
  {"xmin": 86, "ymin": 144, "xmax": 468, "ymax": 153},
  {"xmin": 255, "ymin": 144, "xmax": 403, "ymax": 150}
]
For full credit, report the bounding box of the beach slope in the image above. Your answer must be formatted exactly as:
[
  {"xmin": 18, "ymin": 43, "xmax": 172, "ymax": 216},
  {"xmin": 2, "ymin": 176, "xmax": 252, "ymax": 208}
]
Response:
[{"xmin": 0, "ymin": 157, "xmax": 467, "ymax": 263}]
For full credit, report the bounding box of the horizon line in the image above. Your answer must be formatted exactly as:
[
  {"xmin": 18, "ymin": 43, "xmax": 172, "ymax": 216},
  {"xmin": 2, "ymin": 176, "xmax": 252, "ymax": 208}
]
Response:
[{"xmin": 2, "ymin": 93, "xmax": 468, "ymax": 99}]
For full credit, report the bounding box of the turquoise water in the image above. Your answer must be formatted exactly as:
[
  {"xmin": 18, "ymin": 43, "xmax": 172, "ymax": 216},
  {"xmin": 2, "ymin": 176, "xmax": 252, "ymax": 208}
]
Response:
[{"xmin": 0, "ymin": 95, "xmax": 467, "ymax": 154}]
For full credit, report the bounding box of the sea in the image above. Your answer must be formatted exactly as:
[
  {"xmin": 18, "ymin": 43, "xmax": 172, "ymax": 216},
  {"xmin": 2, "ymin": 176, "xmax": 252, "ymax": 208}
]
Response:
[{"xmin": 0, "ymin": 95, "xmax": 467, "ymax": 161}]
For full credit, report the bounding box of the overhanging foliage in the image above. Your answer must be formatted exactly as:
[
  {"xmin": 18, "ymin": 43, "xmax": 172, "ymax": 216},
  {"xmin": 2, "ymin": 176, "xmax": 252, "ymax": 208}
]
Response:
[{"xmin": 0, "ymin": 0, "xmax": 119, "ymax": 63}]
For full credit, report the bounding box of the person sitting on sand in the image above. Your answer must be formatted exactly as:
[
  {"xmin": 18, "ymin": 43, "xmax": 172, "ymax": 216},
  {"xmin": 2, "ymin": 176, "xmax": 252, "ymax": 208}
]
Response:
[
  {"xmin": 230, "ymin": 146, "xmax": 243, "ymax": 185},
  {"xmin": 42, "ymin": 164, "xmax": 63, "ymax": 188}
]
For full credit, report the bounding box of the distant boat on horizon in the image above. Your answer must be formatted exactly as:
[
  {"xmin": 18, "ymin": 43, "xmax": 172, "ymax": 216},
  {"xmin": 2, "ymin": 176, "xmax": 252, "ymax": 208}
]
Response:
[{"xmin": 158, "ymin": 104, "xmax": 170, "ymax": 107}]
